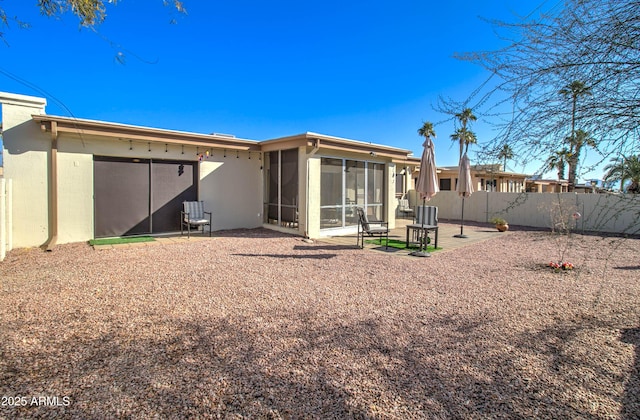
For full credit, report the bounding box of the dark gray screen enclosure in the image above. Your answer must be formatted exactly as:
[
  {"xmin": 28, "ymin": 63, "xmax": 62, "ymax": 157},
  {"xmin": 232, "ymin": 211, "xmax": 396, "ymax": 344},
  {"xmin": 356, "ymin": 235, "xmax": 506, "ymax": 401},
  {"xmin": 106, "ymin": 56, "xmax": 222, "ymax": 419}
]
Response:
[{"xmin": 94, "ymin": 156, "xmax": 197, "ymax": 237}]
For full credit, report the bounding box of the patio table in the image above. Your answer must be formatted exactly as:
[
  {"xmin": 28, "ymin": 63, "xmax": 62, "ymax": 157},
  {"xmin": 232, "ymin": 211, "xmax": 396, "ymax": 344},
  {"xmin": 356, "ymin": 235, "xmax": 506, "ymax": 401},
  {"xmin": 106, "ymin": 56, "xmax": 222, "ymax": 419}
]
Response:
[{"xmin": 406, "ymin": 223, "xmax": 439, "ymax": 250}]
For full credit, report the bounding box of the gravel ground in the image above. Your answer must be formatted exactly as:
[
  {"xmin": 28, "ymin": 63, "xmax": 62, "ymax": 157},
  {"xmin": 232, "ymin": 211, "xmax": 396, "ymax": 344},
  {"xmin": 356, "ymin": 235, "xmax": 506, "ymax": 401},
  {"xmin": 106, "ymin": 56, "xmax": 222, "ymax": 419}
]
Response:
[{"xmin": 1, "ymin": 228, "xmax": 639, "ymax": 419}]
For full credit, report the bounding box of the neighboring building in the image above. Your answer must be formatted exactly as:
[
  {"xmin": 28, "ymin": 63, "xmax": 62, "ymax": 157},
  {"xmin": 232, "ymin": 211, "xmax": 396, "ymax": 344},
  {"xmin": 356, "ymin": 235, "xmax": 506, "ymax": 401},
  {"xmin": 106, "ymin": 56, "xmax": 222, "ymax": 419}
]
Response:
[
  {"xmin": 401, "ymin": 159, "xmax": 529, "ymax": 197},
  {"xmin": 574, "ymin": 179, "xmax": 605, "ymax": 194},
  {"xmin": 525, "ymin": 178, "xmax": 569, "ymax": 193},
  {"xmin": 0, "ymin": 92, "xmax": 414, "ymax": 250},
  {"xmin": 436, "ymin": 164, "xmax": 527, "ymax": 193}
]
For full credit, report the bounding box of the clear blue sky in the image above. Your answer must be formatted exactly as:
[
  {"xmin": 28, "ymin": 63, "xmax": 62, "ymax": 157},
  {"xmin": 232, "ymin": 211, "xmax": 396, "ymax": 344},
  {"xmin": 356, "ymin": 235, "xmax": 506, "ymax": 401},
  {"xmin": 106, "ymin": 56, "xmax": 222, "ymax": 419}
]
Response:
[{"xmin": 2, "ymin": 0, "xmax": 579, "ymax": 176}]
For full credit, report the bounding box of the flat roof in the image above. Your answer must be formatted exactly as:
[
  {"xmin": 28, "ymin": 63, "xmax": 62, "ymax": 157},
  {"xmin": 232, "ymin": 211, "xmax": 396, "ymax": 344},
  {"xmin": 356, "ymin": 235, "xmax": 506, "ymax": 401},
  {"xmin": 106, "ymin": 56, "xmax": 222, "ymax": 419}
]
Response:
[
  {"xmin": 261, "ymin": 132, "xmax": 413, "ymax": 161},
  {"xmin": 32, "ymin": 115, "xmax": 415, "ymax": 159},
  {"xmin": 33, "ymin": 114, "xmax": 262, "ymax": 151}
]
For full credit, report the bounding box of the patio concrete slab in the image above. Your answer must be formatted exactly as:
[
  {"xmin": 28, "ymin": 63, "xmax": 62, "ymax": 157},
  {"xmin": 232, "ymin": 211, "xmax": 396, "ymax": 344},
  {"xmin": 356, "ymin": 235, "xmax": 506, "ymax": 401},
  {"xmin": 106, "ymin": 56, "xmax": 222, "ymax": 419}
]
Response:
[
  {"xmin": 90, "ymin": 222, "xmax": 504, "ymax": 255},
  {"xmin": 317, "ymin": 219, "xmax": 508, "ymax": 255}
]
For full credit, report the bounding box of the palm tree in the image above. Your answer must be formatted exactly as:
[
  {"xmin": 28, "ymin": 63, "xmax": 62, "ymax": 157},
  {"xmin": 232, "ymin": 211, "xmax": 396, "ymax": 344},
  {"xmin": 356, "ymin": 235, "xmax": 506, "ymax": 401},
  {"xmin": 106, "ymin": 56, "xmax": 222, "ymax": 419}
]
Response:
[
  {"xmin": 455, "ymin": 108, "xmax": 477, "ymax": 128},
  {"xmin": 451, "ymin": 108, "xmax": 478, "ymax": 159},
  {"xmin": 565, "ymin": 129, "xmax": 597, "ymax": 186},
  {"xmin": 603, "ymin": 155, "xmax": 640, "ymax": 193},
  {"xmin": 417, "ymin": 121, "xmax": 436, "ymax": 140},
  {"xmin": 544, "ymin": 149, "xmax": 570, "ymax": 180},
  {"xmin": 559, "ymin": 80, "xmax": 592, "ymax": 190},
  {"xmin": 497, "ymin": 144, "xmax": 514, "ymax": 171},
  {"xmin": 464, "ymin": 130, "xmax": 477, "ymax": 154},
  {"xmin": 450, "ymin": 128, "xmax": 477, "ymax": 156}
]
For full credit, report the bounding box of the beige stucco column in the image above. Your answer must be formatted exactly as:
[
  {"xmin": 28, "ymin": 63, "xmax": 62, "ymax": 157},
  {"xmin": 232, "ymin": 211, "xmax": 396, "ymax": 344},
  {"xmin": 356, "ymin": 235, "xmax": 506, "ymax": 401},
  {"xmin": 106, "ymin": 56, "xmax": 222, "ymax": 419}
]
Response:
[
  {"xmin": 387, "ymin": 163, "xmax": 397, "ymax": 228},
  {"xmin": 305, "ymin": 156, "xmax": 321, "ymax": 239}
]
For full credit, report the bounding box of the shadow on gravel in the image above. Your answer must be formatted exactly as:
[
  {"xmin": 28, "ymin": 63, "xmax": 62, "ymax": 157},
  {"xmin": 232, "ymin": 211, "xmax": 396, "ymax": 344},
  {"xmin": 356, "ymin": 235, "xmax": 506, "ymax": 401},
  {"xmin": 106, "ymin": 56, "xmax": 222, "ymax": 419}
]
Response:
[
  {"xmin": 2, "ymin": 310, "xmax": 636, "ymax": 418},
  {"xmin": 232, "ymin": 253, "xmax": 337, "ymax": 260},
  {"xmin": 213, "ymin": 227, "xmax": 298, "ymax": 239},
  {"xmin": 292, "ymin": 244, "xmax": 359, "ymax": 251}
]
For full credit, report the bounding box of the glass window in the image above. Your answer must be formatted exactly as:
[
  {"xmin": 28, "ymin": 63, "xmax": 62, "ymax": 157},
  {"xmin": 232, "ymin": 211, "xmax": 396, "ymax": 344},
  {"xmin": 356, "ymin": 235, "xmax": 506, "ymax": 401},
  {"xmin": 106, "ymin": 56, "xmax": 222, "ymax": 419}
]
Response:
[
  {"xmin": 440, "ymin": 178, "xmax": 451, "ymax": 191},
  {"xmin": 281, "ymin": 149, "xmax": 298, "ymax": 223},
  {"xmin": 320, "ymin": 158, "xmax": 385, "ymax": 230},
  {"xmin": 320, "ymin": 158, "xmax": 342, "ymax": 207},
  {"xmin": 267, "ymin": 152, "xmax": 279, "ymax": 222},
  {"xmin": 264, "ymin": 149, "xmax": 298, "ymax": 227},
  {"xmin": 395, "ymin": 173, "xmax": 404, "ymax": 196},
  {"xmin": 320, "ymin": 158, "xmax": 343, "ymax": 229},
  {"xmin": 345, "ymin": 160, "xmax": 365, "ymax": 226},
  {"xmin": 367, "ymin": 163, "xmax": 384, "ymax": 221}
]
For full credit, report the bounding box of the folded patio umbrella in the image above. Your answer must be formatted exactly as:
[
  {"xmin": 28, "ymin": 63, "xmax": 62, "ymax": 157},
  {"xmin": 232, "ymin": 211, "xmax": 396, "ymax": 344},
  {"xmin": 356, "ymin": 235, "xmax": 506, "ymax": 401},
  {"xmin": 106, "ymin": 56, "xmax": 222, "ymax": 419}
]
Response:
[
  {"xmin": 454, "ymin": 152, "xmax": 474, "ymax": 238},
  {"xmin": 416, "ymin": 136, "xmax": 439, "ymax": 201},
  {"xmin": 411, "ymin": 136, "xmax": 439, "ymax": 257}
]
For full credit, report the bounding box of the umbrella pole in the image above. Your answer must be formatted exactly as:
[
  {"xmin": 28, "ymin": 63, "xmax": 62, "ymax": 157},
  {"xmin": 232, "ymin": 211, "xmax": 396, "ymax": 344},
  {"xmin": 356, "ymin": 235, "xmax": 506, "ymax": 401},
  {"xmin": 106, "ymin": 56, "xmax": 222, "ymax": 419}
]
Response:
[
  {"xmin": 410, "ymin": 197, "xmax": 430, "ymax": 257},
  {"xmin": 454, "ymin": 197, "xmax": 468, "ymax": 238}
]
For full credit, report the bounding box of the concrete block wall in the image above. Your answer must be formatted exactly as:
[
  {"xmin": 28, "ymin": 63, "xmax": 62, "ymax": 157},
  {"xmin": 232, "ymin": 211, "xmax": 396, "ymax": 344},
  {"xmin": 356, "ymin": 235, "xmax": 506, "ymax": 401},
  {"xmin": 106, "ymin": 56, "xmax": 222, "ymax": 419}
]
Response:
[{"xmin": 407, "ymin": 189, "xmax": 639, "ymax": 235}]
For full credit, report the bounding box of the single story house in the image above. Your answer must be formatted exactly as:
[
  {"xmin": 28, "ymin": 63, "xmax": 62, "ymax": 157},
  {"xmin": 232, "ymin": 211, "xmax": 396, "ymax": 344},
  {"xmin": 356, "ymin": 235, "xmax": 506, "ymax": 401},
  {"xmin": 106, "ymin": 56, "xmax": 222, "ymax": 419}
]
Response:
[
  {"xmin": 436, "ymin": 164, "xmax": 527, "ymax": 193},
  {"xmin": 1, "ymin": 91, "xmax": 415, "ymax": 251},
  {"xmin": 525, "ymin": 178, "xmax": 569, "ymax": 193}
]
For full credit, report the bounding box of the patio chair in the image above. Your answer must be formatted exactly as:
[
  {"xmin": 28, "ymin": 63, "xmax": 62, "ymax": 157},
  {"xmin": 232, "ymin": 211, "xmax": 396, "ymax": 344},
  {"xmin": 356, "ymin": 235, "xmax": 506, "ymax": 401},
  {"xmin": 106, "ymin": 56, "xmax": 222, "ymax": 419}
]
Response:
[
  {"xmin": 398, "ymin": 198, "xmax": 414, "ymax": 219},
  {"xmin": 356, "ymin": 207, "xmax": 389, "ymax": 249},
  {"xmin": 411, "ymin": 205, "xmax": 438, "ymax": 245},
  {"xmin": 181, "ymin": 201, "xmax": 212, "ymax": 238},
  {"xmin": 415, "ymin": 205, "xmax": 438, "ymax": 226}
]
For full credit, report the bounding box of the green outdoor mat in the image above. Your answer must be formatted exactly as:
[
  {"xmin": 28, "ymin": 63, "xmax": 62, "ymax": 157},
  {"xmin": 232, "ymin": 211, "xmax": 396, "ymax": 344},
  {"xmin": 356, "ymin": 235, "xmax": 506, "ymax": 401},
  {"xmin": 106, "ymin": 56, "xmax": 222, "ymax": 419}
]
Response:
[
  {"xmin": 365, "ymin": 238, "xmax": 442, "ymax": 252},
  {"xmin": 89, "ymin": 236, "xmax": 156, "ymax": 246}
]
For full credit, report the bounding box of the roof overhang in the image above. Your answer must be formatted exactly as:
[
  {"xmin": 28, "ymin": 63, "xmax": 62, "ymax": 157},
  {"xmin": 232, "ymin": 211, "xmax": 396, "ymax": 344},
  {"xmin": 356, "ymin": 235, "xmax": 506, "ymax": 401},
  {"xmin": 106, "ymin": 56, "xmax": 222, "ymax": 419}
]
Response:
[
  {"xmin": 31, "ymin": 116, "xmax": 418, "ymax": 161},
  {"xmin": 526, "ymin": 179, "xmax": 569, "ymax": 185},
  {"xmin": 32, "ymin": 115, "xmax": 262, "ymax": 151},
  {"xmin": 260, "ymin": 132, "xmax": 413, "ymax": 161}
]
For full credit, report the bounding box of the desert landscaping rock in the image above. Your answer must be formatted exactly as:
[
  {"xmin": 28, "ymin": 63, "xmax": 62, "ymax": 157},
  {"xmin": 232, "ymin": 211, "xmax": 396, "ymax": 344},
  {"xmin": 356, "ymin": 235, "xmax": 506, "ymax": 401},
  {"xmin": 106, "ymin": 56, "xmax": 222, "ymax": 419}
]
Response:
[{"xmin": 1, "ymin": 229, "xmax": 639, "ymax": 418}]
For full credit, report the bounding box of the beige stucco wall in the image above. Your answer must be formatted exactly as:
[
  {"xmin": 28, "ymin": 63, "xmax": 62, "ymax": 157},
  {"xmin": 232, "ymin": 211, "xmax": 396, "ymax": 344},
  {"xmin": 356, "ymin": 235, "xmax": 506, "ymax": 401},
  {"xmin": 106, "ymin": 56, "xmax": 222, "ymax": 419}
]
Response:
[
  {"xmin": 56, "ymin": 135, "xmax": 263, "ymax": 242},
  {"xmin": 1, "ymin": 93, "xmax": 49, "ymax": 248},
  {"xmin": 297, "ymin": 146, "xmax": 309, "ymax": 237},
  {"xmin": 413, "ymin": 190, "xmax": 639, "ymax": 235},
  {"xmin": 199, "ymin": 152, "xmax": 263, "ymax": 231},
  {"xmin": 57, "ymin": 149, "xmax": 94, "ymax": 244}
]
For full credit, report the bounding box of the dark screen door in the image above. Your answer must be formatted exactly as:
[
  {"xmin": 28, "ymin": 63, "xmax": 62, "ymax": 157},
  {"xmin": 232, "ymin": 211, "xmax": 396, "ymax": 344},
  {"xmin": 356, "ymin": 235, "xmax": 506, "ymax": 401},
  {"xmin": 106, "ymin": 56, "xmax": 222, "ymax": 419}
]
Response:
[
  {"xmin": 151, "ymin": 160, "xmax": 197, "ymax": 233},
  {"xmin": 94, "ymin": 156, "xmax": 197, "ymax": 237}
]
